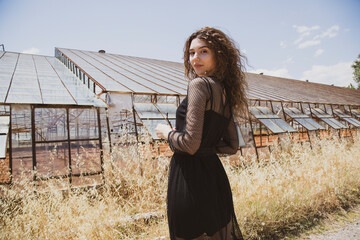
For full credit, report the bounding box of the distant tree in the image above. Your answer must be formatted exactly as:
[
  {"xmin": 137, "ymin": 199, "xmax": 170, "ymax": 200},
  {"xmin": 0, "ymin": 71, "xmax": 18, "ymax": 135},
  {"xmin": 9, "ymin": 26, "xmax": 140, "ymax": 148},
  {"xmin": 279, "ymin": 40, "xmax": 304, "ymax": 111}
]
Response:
[
  {"xmin": 347, "ymin": 83, "xmax": 355, "ymax": 89},
  {"xmin": 351, "ymin": 54, "xmax": 360, "ymax": 89}
]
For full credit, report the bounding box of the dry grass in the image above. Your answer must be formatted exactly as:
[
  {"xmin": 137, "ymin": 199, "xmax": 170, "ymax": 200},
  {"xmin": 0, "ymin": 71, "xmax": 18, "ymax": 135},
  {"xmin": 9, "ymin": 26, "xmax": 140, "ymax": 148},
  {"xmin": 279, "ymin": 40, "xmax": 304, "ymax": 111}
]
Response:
[
  {"xmin": 1, "ymin": 134, "xmax": 360, "ymax": 239},
  {"xmin": 230, "ymin": 134, "xmax": 360, "ymax": 239}
]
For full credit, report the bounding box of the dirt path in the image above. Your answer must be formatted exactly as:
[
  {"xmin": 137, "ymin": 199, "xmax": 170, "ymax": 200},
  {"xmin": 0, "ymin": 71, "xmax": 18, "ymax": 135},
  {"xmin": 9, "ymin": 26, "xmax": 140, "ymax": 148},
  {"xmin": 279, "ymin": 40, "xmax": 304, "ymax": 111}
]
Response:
[
  {"xmin": 302, "ymin": 218, "xmax": 360, "ymax": 240},
  {"xmin": 295, "ymin": 206, "xmax": 360, "ymax": 240}
]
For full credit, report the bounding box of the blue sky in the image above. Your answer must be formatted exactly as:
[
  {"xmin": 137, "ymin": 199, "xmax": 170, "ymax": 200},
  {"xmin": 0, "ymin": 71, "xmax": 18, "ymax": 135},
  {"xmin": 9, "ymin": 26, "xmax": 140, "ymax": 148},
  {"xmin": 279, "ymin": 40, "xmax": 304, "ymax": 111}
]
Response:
[{"xmin": 0, "ymin": 0, "xmax": 359, "ymax": 87}]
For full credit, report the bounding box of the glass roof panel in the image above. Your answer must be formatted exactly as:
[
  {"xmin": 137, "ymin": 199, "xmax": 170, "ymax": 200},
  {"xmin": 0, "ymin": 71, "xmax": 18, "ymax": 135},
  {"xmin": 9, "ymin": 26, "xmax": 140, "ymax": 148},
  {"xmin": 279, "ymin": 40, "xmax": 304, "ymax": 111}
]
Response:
[
  {"xmin": 6, "ymin": 91, "xmax": 43, "ymax": 103},
  {"xmin": 311, "ymin": 108, "xmax": 333, "ymax": 118},
  {"xmin": 351, "ymin": 110, "xmax": 360, "ymax": 118},
  {"xmin": 272, "ymin": 118, "xmax": 296, "ymax": 132},
  {"xmin": 0, "ymin": 116, "xmax": 10, "ymax": 134},
  {"xmin": 249, "ymin": 107, "xmax": 263, "ymax": 118},
  {"xmin": 249, "ymin": 107, "xmax": 277, "ymax": 119},
  {"xmin": 351, "ymin": 118, "xmax": 360, "ymax": 126},
  {"xmin": 0, "ymin": 135, "xmax": 7, "ymax": 158},
  {"xmin": 58, "ymin": 48, "xmax": 155, "ymax": 93},
  {"xmin": 1, "ymin": 52, "xmax": 105, "ymax": 107},
  {"xmin": 254, "ymin": 106, "xmax": 279, "ymax": 118},
  {"xmin": 284, "ymin": 107, "xmax": 309, "ymax": 118},
  {"xmin": 134, "ymin": 102, "xmax": 164, "ymax": 119},
  {"xmin": 344, "ymin": 118, "xmax": 360, "ymax": 127},
  {"xmin": 57, "ymin": 49, "xmax": 133, "ymax": 92},
  {"xmin": 87, "ymin": 52, "xmax": 185, "ymax": 95},
  {"xmin": 47, "ymin": 57, "xmax": 107, "ymax": 107},
  {"xmin": 155, "ymin": 103, "xmax": 177, "ymax": 119},
  {"xmin": 247, "ymin": 90, "xmax": 268, "ymax": 100},
  {"xmin": 328, "ymin": 118, "xmax": 347, "ymax": 128},
  {"xmin": 257, "ymin": 106, "xmax": 273, "ymax": 115},
  {"xmin": 333, "ymin": 109, "xmax": 351, "ymax": 118},
  {"xmin": 115, "ymin": 55, "xmax": 188, "ymax": 88},
  {"xmin": 0, "ymin": 53, "xmax": 18, "ymax": 102},
  {"xmin": 128, "ymin": 55, "xmax": 184, "ymax": 77},
  {"xmin": 258, "ymin": 119, "xmax": 285, "ymax": 133},
  {"xmin": 3, "ymin": 53, "xmax": 43, "ymax": 103},
  {"xmin": 294, "ymin": 118, "xmax": 318, "ymax": 131},
  {"xmin": 350, "ymin": 117, "xmax": 360, "ymax": 126},
  {"xmin": 304, "ymin": 118, "xmax": 325, "ymax": 130},
  {"xmin": 321, "ymin": 118, "xmax": 342, "ymax": 129},
  {"xmin": 141, "ymin": 119, "xmax": 169, "ymax": 140},
  {"xmin": 33, "ymin": 56, "xmax": 76, "ymax": 105}
]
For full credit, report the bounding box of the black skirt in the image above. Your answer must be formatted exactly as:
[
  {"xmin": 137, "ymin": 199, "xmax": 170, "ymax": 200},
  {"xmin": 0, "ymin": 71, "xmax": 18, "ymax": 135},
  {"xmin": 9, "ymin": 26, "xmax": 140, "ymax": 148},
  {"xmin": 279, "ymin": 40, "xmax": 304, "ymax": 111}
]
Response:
[{"xmin": 167, "ymin": 151, "xmax": 244, "ymax": 239}]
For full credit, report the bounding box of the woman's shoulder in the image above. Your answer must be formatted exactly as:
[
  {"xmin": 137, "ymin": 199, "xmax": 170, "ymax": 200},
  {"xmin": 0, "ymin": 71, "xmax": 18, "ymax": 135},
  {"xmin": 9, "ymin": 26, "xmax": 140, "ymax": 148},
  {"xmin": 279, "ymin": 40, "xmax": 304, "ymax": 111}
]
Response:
[
  {"xmin": 189, "ymin": 76, "xmax": 220, "ymax": 86},
  {"xmin": 187, "ymin": 77, "xmax": 214, "ymax": 97},
  {"xmin": 188, "ymin": 76, "xmax": 223, "ymax": 93},
  {"xmin": 188, "ymin": 77, "xmax": 208, "ymax": 88}
]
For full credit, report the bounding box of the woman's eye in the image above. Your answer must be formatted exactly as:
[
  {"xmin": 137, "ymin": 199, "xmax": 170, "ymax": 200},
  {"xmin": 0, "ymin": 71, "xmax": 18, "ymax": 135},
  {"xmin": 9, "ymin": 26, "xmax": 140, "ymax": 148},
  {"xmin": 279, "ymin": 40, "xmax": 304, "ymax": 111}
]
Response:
[
  {"xmin": 189, "ymin": 52, "xmax": 195, "ymax": 56},
  {"xmin": 201, "ymin": 50, "xmax": 208, "ymax": 54}
]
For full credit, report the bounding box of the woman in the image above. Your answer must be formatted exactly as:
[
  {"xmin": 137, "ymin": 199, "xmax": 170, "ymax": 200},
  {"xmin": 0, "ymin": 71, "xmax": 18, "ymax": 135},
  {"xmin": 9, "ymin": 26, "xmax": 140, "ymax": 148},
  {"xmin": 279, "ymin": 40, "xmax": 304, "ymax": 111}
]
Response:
[{"xmin": 155, "ymin": 27, "xmax": 247, "ymax": 240}]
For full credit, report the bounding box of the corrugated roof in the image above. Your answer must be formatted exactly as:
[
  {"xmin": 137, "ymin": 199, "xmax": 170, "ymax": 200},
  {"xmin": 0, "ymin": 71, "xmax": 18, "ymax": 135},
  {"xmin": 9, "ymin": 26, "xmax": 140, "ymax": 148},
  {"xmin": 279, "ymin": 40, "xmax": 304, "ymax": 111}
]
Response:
[
  {"xmin": 56, "ymin": 48, "xmax": 360, "ymax": 106},
  {"xmin": 56, "ymin": 48, "xmax": 188, "ymax": 95},
  {"xmin": 245, "ymin": 73, "xmax": 360, "ymax": 106},
  {"xmin": 0, "ymin": 51, "xmax": 106, "ymax": 107}
]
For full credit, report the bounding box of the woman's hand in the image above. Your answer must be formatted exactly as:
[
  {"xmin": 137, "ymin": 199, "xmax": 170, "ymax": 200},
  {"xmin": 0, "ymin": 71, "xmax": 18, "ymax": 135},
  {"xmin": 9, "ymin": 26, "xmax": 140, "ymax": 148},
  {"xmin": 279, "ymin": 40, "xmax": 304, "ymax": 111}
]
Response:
[{"xmin": 155, "ymin": 124, "xmax": 173, "ymax": 139}]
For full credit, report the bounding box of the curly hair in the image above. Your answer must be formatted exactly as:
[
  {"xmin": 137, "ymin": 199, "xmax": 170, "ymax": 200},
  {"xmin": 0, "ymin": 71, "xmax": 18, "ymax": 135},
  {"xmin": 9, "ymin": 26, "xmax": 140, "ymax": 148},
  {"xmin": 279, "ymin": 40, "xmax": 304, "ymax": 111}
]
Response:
[{"xmin": 183, "ymin": 27, "xmax": 248, "ymax": 120}]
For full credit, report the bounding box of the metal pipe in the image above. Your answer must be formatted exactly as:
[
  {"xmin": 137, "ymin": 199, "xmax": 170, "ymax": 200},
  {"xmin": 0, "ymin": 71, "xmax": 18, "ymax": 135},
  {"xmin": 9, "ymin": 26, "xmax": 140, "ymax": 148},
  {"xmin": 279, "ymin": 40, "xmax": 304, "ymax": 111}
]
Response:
[
  {"xmin": 105, "ymin": 113, "xmax": 112, "ymax": 153},
  {"xmin": 248, "ymin": 116, "xmax": 259, "ymax": 162},
  {"xmin": 97, "ymin": 108, "xmax": 103, "ymax": 167},
  {"xmin": 66, "ymin": 107, "xmax": 72, "ymax": 185},
  {"xmin": 97, "ymin": 108, "xmax": 104, "ymax": 185},
  {"xmin": 132, "ymin": 106, "xmax": 139, "ymax": 142},
  {"xmin": 9, "ymin": 105, "xmax": 13, "ymax": 183},
  {"xmin": 281, "ymin": 102, "xmax": 287, "ymax": 121},
  {"xmin": 31, "ymin": 105, "xmax": 36, "ymax": 181}
]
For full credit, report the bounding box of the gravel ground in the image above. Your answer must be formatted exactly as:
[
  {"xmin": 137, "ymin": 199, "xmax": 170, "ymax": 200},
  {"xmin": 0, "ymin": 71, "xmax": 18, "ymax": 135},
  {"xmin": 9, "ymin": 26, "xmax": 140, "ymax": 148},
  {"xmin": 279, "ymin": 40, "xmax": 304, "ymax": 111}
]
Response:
[
  {"xmin": 284, "ymin": 206, "xmax": 360, "ymax": 240},
  {"xmin": 301, "ymin": 218, "xmax": 360, "ymax": 240}
]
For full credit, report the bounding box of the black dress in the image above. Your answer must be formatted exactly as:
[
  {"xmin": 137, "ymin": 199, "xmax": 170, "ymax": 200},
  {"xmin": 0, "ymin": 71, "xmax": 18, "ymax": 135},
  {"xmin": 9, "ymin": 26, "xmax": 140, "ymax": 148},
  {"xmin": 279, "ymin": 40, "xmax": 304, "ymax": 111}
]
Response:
[{"xmin": 167, "ymin": 77, "xmax": 244, "ymax": 240}]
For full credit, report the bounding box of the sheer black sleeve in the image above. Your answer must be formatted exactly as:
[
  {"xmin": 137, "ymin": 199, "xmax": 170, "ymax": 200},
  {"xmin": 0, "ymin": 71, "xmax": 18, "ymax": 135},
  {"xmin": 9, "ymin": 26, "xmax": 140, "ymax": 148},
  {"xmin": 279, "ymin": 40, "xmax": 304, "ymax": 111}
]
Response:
[{"xmin": 167, "ymin": 77, "xmax": 210, "ymax": 155}]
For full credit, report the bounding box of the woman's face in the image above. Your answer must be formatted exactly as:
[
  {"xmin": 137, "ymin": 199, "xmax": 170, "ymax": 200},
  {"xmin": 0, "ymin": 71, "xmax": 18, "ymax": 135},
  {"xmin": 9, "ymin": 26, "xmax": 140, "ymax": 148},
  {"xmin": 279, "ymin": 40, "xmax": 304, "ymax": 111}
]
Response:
[{"xmin": 189, "ymin": 38, "xmax": 216, "ymax": 77}]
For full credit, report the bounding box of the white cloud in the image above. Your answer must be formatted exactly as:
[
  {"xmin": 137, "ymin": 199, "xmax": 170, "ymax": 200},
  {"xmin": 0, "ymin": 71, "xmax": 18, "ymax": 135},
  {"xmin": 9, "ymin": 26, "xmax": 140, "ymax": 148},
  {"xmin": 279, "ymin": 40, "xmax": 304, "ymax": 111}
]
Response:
[
  {"xmin": 293, "ymin": 25, "xmax": 319, "ymax": 45},
  {"xmin": 314, "ymin": 25, "xmax": 339, "ymax": 40},
  {"xmin": 293, "ymin": 25, "xmax": 320, "ymax": 33},
  {"xmin": 344, "ymin": 28, "xmax": 350, "ymax": 32},
  {"xmin": 293, "ymin": 24, "xmax": 340, "ymax": 49},
  {"xmin": 21, "ymin": 47, "xmax": 40, "ymax": 54},
  {"xmin": 298, "ymin": 40, "xmax": 321, "ymax": 49},
  {"xmin": 280, "ymin": 41, "xmax": 286, "ymax": 48},
  {"xmin": 314, "ymin": 49, "xmax": 324, "ymax": 57},
  {"xmin": 294, "ymin": 31, "xmax": 311, "ymax": 45},
  {"xmin": 301, "ymin": 62, "xmax": 353, "ymax": 87},
  {"xmin": 324, "ymin": 25, "xmax": 339, "ymax": 38},
  {"xmin": 250, "ymin": 68, "xmax": 291, "ymax": 78}
]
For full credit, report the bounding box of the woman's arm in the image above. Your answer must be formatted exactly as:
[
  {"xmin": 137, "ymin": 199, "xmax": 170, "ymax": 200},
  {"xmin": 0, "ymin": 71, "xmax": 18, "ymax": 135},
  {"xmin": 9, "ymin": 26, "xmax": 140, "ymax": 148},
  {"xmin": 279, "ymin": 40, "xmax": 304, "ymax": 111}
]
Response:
[
  {"xmin": 216, "ymin": 118, "xmax": 239, "ymax": 154},
  {"xmin": 167, "ymin": 77, "xmax": 210, "ymax": 155}
]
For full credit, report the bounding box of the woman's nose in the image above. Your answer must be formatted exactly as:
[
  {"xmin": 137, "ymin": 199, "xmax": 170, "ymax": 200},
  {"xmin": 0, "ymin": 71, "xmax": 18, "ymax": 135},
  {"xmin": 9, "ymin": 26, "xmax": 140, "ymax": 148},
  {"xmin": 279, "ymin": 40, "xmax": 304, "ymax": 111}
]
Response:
[{"xmin": 192, "ymin": 52, "xmax": 199, "ymax": 61}]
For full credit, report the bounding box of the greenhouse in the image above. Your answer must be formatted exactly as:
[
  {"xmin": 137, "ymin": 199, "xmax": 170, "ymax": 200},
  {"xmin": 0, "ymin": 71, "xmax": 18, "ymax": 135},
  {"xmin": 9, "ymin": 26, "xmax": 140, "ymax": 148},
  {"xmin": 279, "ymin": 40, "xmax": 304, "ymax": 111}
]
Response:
[
  {"xmin": 54, "ymin": 48, "xmax": 360, "ymax": 159},
  {"xmin": 0, "ymin": 51, "xmax": 109, "ymax": 185},
  {"xmin": 1, "ymin": 47, "xmax": 360, "ymax": 184}
]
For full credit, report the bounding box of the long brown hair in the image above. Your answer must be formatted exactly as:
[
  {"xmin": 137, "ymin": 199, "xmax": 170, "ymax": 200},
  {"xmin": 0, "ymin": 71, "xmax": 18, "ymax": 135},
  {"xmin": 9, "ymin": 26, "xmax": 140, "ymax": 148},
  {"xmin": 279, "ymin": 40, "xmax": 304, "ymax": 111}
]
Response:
[{"xmin": 184, "ymin": 27, "xmax": 248, "ymax": 120}]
